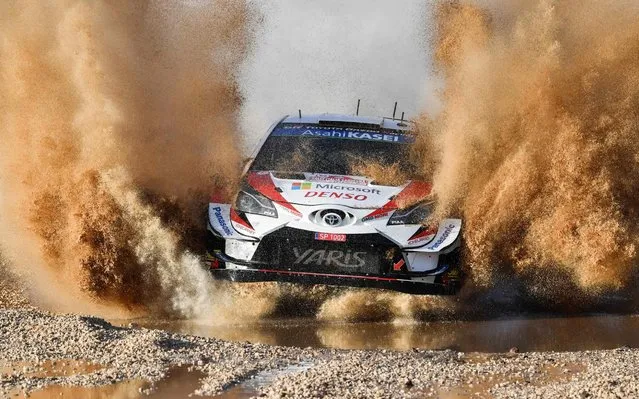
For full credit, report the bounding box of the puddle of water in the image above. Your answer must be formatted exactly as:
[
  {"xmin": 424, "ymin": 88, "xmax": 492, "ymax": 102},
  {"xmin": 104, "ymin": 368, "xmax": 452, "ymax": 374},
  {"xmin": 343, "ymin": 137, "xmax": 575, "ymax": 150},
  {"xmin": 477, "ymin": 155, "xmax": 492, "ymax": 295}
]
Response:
[
  {"xmin": 115, "ymin": 313, "xmax": 639, "ymax": 353},
  {"xmin": 216, "ymin": 362, "xmax": 314, "ymax": 399},
  {"xmin": 145, "ymin": 366, "xmax": 209, "ymax": 398},
  {"xmin": 437, "ymin": 375, "xmax": 524, "ymax": 399},
  {"xmin": 538, "ymin": 362, "xmax": 586, "ymax": 384},
  {"xmin": 1, "ymin": 359, "xmax": 103, "ymax": 378},
  {"xmin": 8, "ymin": 366, "xmax": 210, "ymax": 399},
  {"xmin": 435, "ymin": 361, "xmax": 586, "ymax": 398},
  {"xmin": 19, "ymin": 380, "xmax": 147, "ymax": 399}
]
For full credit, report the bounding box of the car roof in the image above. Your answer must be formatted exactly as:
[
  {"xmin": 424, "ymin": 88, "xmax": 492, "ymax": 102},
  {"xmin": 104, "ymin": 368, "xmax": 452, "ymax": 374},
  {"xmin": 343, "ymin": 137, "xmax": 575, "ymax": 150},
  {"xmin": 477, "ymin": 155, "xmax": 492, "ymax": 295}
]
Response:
[{"xmin": 280, "ymin": 113, "xmax": 414, "ymax": 132}]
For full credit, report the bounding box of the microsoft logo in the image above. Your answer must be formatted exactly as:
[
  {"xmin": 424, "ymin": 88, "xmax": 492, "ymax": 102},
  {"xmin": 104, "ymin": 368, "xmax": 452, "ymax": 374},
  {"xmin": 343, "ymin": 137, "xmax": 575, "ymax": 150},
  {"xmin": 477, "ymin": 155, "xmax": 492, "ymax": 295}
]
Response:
[{"xmin": 291, "ymin": 182, "xmax": 312, "ymax": 190}]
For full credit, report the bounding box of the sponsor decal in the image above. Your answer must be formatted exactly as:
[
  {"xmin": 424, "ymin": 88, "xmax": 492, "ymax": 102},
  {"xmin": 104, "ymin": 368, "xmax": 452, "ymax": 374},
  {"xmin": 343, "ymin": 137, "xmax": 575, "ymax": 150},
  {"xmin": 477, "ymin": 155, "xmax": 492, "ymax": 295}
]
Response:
[
  {"xmin": 314, "ymin": 232, "xmax": 347, "ymax": 242},
  {"xmin": 212, "ymin": 207, "xmax": 233, "ymax": 236},
  {"xmin": 291, "ymin": 182, "xmax": 312, "ymax": 190},
  {"xmin": 426, "ymin": 223, "xmax": 457, "ymax": 250},
  {"xmin": 304, "ymin": 191, "xmax": 367, "ymax": 201},
  {"xmin": 407, "ymin": 227, "xmax": 437, "ymax": 246},
  {"xmin": 408, "ymin": 235, "xmax": 435, "ymax": 246},
  {"xmin": 315, "ymin": 184, "xmax": 381, "ymax": 195},
  {"xmin": 233, "ymin": 223, "xmax": 254, "ymax": 234},
  {"xmin": 272, "ymin": 125, "xmax": 415, "ymax": 143},
  {"xmin": 293, "ymin": 248, "xmax": 365, "ymax": 267},
  {"xmin": 306, "ymin": 174, "xmax": 369, "ymax": 186},
  {"xmin": 230, "ymin": 208, "xmax": 255, "ymax": 234},
  {"xmin": 362, "ymin": 212, "xmax": 392, "ymax": 222},
  {"xmin": 361, "ymin": 207, "xmax": 395, "ymax": 222}
]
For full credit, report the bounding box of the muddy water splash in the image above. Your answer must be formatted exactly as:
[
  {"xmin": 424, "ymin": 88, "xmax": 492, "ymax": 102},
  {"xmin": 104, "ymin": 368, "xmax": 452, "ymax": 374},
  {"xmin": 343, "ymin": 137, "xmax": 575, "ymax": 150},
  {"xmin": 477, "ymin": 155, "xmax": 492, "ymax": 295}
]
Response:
[
  {"xmin": 0, "ymin": 1, "xmax": 253, "ymax": 316},
  {"xmin": 4, "ymin": 0, "xmax": 638, "ymax": 323},
  {"xmin": 423, "ymin": 0, "xmax": 639, "ymax": 307},
  {"xmin": 304, "ymin": 0, "xmax": 639, "ymax": 320}
]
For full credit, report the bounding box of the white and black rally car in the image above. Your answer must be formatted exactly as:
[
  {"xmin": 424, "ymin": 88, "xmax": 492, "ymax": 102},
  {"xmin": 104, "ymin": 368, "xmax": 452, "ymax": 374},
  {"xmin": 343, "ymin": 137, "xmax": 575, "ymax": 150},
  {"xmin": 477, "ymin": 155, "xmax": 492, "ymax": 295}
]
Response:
[{"xmin": 206, "ymin": 113, "xmax": 462, "ymax": 294}]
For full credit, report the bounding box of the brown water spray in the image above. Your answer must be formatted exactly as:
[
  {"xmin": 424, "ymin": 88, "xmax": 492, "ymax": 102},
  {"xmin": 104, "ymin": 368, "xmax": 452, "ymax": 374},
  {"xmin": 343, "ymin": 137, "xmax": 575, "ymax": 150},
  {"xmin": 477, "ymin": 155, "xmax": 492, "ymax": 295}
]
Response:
[
  {"xmin": 0, "ymin": 1, "xmax": 253, "ymax": 316},
  {"xmin": 313, "ymin": 0, "xmax": 639, "ymax": 319},
  {"xmin": 424, "ymin": 0, "xmax": 639, "ymax": 306},
  {"xmin": 3, "ymin": 0, "xmax": 638, "ymax": 322}
]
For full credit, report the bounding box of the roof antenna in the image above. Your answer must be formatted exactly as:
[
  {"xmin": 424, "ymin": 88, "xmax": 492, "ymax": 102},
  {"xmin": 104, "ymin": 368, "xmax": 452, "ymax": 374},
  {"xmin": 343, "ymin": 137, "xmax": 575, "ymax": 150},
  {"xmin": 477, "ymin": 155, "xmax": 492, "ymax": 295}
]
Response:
[
  {"xmin": 392, "ymin": 101, "xmax": 398, "ymax": 119},
  {"xmin": 298, "ymin": 109, "xmax": 302, "ymax": 119},
  {"xmin": 356, "ymin": 99, "xmax": 361, "ymax": 116},
  {"xmin": 399, "ymin": 111, "xmax": 407, "ymax": 127}
]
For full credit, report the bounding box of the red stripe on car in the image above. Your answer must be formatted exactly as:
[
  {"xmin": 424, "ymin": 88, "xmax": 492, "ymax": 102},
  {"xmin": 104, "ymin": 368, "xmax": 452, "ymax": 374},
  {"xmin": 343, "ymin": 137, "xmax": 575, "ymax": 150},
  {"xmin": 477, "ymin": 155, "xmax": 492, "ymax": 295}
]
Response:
[
  {"xmin": 230, "ymin": 208, "xmax": 255, "ymax": 232},
  {"xmin": 247, "ymin": 172, "xmax": 302, "ymax": 217},
  {"xmin": 408, "ymin": 226, "xmax": 437, "ymax": 242},
  {"xmin": 257, "ymin": 269, "xmax": 402, "ymax": 282},
  {"xmin": 363, "ymin": 181, "xmax": 432, "ymax": 220},
  {"xmin": 362, "ymin": 206, "xmax": 395, "ymax": 221},
  {"xmin": 393, "ymin": 181, "xmax": 432, "ymax": 208}
]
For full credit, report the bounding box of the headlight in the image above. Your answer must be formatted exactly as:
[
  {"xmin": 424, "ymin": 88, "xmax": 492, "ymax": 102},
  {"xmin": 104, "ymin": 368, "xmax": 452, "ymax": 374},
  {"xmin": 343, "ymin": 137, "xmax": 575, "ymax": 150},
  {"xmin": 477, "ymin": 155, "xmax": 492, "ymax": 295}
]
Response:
[
  {"xmin": 235, "ymin": 189, "xmax": 278, "ymax": 218},
  {"xmin": 387, "ymin": 201, "xmax": 434, "ymax": 225}
]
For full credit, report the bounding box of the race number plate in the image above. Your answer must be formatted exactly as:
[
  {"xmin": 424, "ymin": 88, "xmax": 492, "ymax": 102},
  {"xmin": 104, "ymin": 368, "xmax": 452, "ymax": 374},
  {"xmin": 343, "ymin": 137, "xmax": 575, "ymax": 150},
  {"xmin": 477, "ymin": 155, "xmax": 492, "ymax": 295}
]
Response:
[{"xmin": 314, "ymin": 232, "xmax": 347, "ymax": 242}]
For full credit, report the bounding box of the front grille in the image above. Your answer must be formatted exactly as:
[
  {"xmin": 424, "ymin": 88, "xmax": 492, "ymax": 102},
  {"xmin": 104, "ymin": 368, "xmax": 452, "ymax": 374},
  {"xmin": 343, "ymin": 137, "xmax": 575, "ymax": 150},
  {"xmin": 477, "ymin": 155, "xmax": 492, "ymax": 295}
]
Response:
[{"xmin": 252, "ymin": 228, "xmax": 400, "ymax": 275}]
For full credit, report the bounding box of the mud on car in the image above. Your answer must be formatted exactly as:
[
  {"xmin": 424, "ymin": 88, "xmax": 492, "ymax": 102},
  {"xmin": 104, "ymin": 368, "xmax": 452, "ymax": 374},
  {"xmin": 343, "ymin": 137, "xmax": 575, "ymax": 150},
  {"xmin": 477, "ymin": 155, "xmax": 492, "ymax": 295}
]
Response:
[{"xmin": 206, "ymin": 113, "xmax": 462, "ymax": 294}]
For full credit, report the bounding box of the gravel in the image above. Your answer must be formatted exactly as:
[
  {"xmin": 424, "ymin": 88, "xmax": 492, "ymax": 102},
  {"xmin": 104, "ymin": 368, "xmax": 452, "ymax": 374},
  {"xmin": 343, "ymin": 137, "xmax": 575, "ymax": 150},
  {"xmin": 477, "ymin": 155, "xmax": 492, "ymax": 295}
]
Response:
[
  {"xmin": 259, "ymin": 349, "xmax": 639, "ymax": 398},
  {"xmin": 1, "ymin": 307, "xmax": 639, "ymax": 398},
  {"xmin": 0, "ymin": 260, "xmax": 32, "ymax": 310},
  {"xmin": 0, "ymin": 309, "xmax": 314, "ymax": 397},
  {"xmin": 1, "ymin": 264, "xmax": 637, "ymax": 398}
]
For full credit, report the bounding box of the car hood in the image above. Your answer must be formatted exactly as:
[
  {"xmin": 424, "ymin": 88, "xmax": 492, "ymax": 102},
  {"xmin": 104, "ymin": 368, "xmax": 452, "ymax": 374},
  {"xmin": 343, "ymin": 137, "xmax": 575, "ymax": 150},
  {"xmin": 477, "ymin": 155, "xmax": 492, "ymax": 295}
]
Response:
[{"xmin": 246, "ymin": 171, "xmax": 431, "ymax": 210}]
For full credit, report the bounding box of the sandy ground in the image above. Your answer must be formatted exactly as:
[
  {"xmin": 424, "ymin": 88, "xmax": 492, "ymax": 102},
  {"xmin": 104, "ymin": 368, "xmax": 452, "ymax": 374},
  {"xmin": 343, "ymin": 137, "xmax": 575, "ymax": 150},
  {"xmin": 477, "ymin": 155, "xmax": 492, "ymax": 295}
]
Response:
[
  {"xmin": 0, "ymin": 260, "xmax": 31, "ymax": 311},
  {"xmin": 1, "ymin": 270, "xmax": 638, "ymax": 398}
]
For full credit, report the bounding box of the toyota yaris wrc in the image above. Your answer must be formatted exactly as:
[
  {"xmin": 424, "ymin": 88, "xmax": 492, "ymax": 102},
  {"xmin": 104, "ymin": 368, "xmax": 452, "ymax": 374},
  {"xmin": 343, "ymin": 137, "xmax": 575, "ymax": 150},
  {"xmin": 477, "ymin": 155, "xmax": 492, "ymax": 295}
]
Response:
[{"xmin": 206, "ymin": 113, "xmax": 462, "ymax": 295}]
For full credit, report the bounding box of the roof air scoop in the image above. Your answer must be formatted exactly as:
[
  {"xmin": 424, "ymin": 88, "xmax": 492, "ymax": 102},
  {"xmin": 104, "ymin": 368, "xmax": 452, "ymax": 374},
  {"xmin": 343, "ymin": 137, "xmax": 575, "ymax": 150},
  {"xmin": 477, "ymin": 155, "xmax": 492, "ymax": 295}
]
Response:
[{"xmin": 317, "ymin": 120, "xmax": 382, "ymax": 130}]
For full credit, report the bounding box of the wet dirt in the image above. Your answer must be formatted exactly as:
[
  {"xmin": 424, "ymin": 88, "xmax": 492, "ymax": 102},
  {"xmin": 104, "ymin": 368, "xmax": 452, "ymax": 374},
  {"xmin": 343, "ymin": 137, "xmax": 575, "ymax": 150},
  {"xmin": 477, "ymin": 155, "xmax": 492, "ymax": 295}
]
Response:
[
  {"xmin": 117, "ymin": 313, "xmax": 639, "ymax": 353},
  {"xmin": 5, "ymin": 366, "xmax": 209, "ymax": 399},
  {"xmin": 4, "ymin": 314, "xmax": 636, "ymax": 398},
  {"xmin": 433, "ymin": 361, "xmax": 586, "ymax": 398},
  {"xmin": 217, "ymin": 362, "xmax": 314, "ymax": 399},
  {"xmin": 4, "ymin": 362, "xmax": 314, "ymax": 399},
  {"xmin": 0, "ymin": 359, "xmax": 103, "ymax": 379}
]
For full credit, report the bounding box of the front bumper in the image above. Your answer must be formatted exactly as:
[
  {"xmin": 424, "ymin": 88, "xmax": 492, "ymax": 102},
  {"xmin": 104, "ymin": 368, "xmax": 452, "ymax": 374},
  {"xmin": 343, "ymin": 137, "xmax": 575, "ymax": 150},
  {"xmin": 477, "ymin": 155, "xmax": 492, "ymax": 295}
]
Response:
[
  {"xmin": 207, "ymin": 248, "xmax": 462, "ymax": 295},
  {"xmin": 206, "ymin": 220, "xmax": 463, "ymax": 295}
]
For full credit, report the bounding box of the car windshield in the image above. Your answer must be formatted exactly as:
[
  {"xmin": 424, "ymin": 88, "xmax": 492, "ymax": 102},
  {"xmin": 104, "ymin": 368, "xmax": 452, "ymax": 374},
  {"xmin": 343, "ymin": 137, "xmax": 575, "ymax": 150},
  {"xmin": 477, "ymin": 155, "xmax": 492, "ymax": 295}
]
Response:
[{"xmin": 250, "ymin": 123, "xmax": 419, "ymax": 180}]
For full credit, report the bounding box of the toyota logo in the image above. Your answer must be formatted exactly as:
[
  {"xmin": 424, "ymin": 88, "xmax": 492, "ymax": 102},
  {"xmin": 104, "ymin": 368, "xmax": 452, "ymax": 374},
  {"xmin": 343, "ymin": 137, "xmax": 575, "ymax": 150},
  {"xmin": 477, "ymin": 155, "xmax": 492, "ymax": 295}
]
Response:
[{"xmin": 322, "ymin": 212, "xmax": 343, "ymax": 226}]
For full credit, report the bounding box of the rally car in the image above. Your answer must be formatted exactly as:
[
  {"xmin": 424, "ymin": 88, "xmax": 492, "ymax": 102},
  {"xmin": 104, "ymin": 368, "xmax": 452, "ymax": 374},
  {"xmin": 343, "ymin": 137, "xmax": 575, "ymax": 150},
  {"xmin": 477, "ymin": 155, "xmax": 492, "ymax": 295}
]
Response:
[{"xmin": 206, "ymin": 113, "xmax": 462, "ymax": 295}]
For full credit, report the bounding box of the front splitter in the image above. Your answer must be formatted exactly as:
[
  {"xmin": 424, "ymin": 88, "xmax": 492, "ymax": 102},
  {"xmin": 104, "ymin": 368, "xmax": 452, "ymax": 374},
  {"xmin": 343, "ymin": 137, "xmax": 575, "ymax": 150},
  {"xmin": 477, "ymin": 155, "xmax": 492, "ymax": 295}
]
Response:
[{"xmin": 210, "ymin": 268, "xmax": 456, "ymax": 295}]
